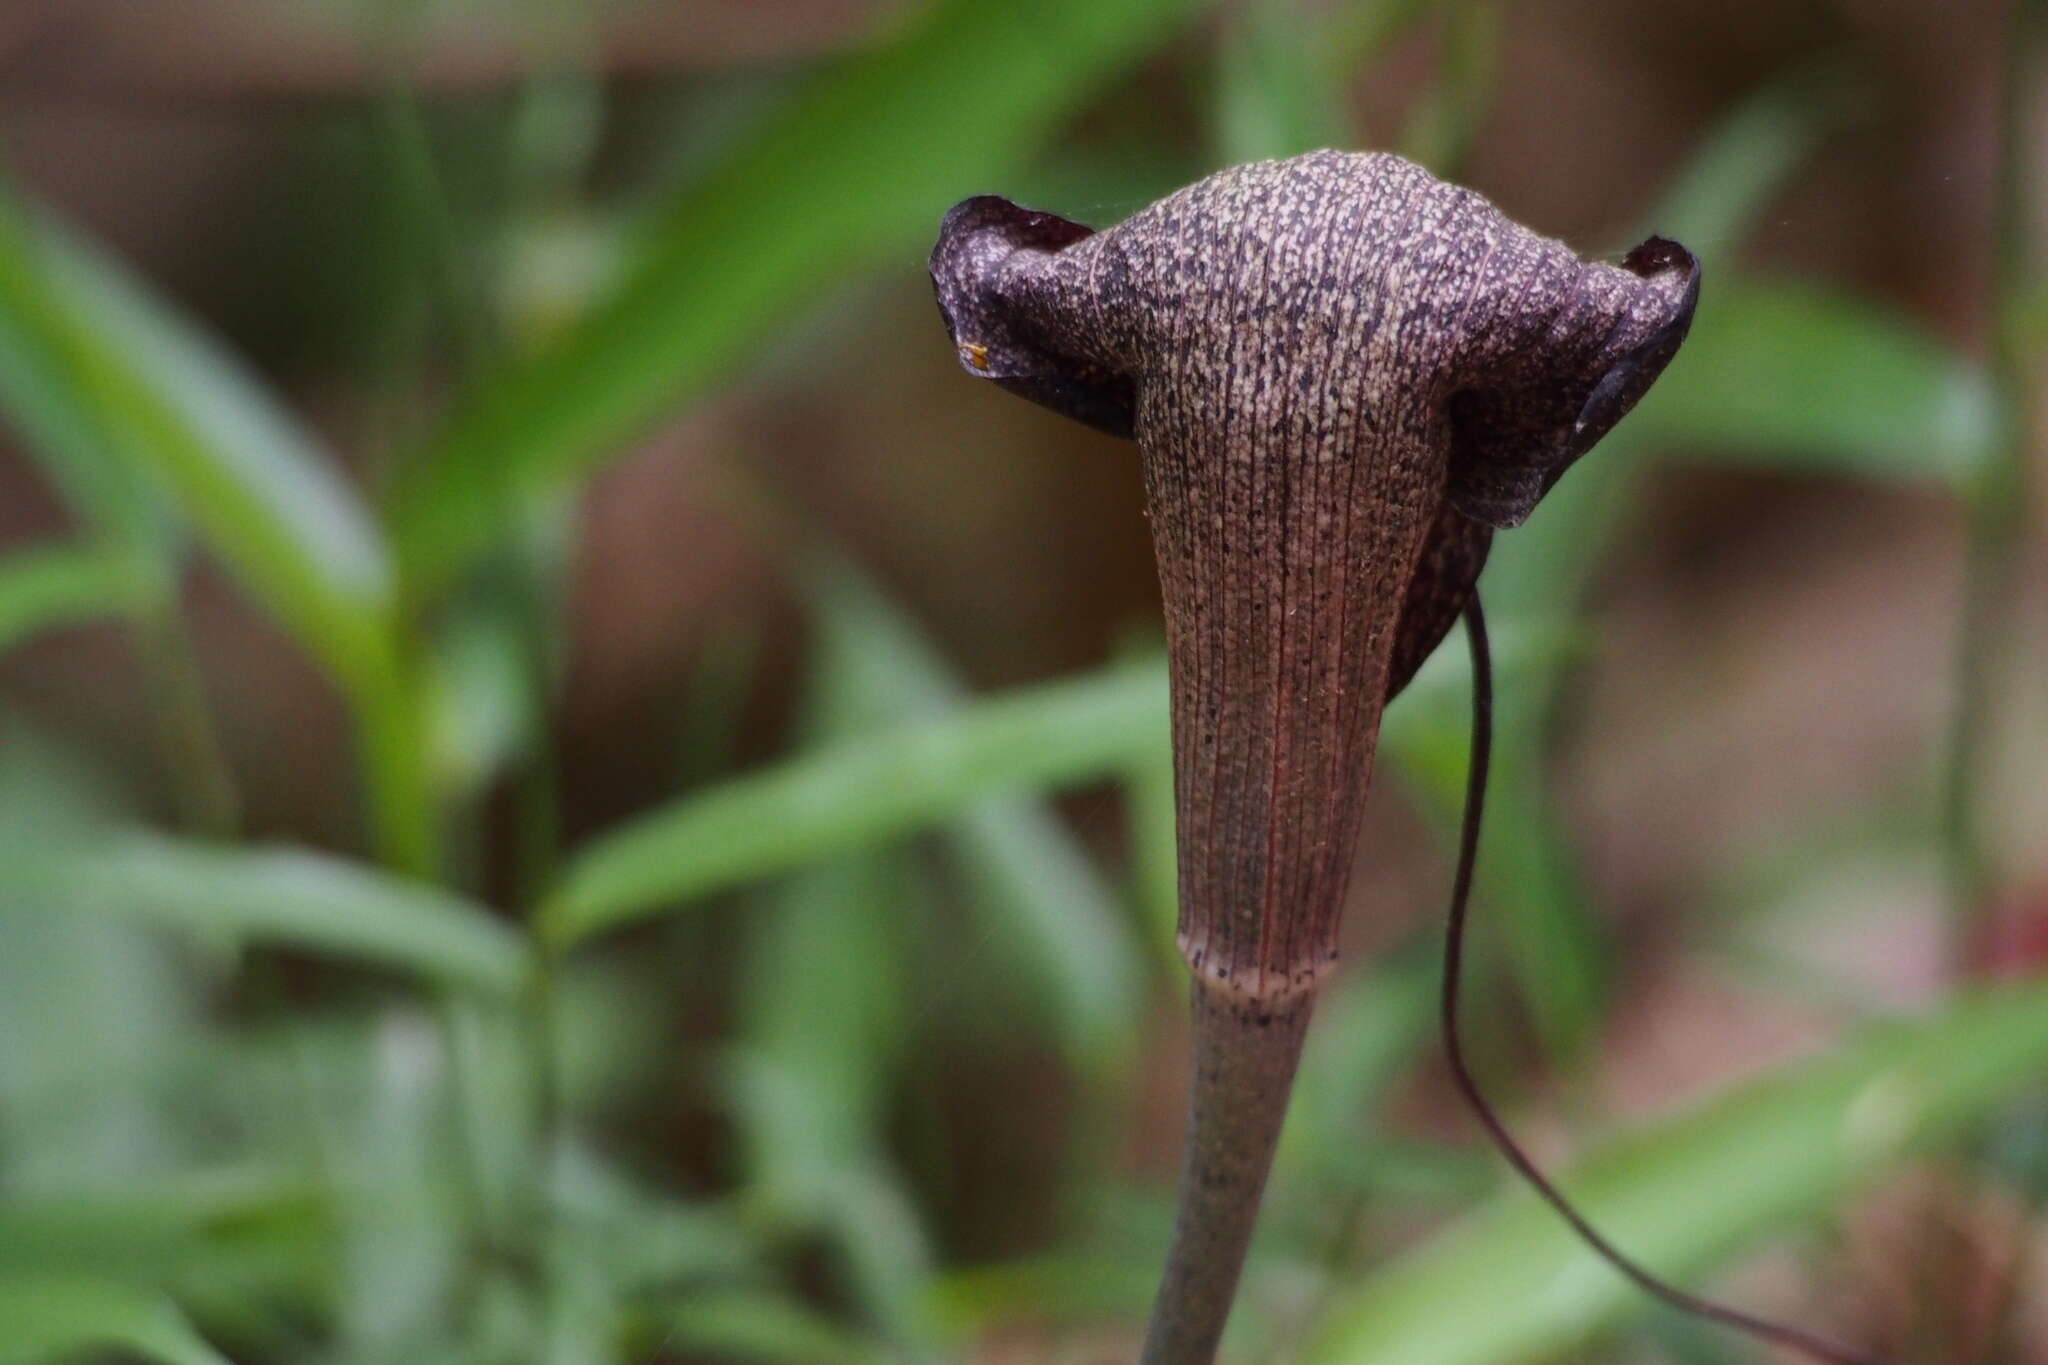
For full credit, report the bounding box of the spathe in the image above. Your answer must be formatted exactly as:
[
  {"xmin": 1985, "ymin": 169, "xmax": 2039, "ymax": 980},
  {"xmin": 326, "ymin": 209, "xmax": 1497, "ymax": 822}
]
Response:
[
  {"xmin": 933, "ymin": 149, "xmax": 1697, "ymax": 998},
  {"xmin": 930, "ymin": 149, "xmax": 1700, "ymax": 1365}
]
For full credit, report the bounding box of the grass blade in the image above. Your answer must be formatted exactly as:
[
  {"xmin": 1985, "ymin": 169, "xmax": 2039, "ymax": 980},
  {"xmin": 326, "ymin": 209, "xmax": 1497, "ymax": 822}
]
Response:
[
  {"xmin": 727, "ymin": 857, "xmax": 938, "ymax": 1351},
  {"xmin": 1633, "ymin": 62, "xmax": 1861, "ymax": 258},
  {"xmin": 1297, "ymin": 983, "xmax": 2048, "ymax": 1364},
  {"xmin": 541, "ymin": 658, "xmax": 1168, "ymax": 948},
  {"xmin": 0, "ymin": 189, "xmax": 435, "ymax": 868},
  {"xmin": 1213, "ymin": 0, "xmax": 1351, "ymax": 164},
  {"xmin": 803, "ymin": 561, "xmax": 1145, "ymax": 1070},
  {"xmin": 0, "ymin": 542, "xmax": 143, "ymax": 653},
  {"xmin": 0, "ymin": 213, "xmax": 172, "ymax": 583},
  {"xmin": 0, "ymin": 190, "xmax": 396, "ymax": 689},
  {"xmin": 1634, "ymin": 278, "xmax": 1993, "ymax": 487},
  {"xmin": 542, "ymin": 628, "xmax": 1544, "ymax": 949},
  {"xmin": 1618, "ymin": 66, "xmax": 1988, "ymax": 487},
  {"xmin": 0, "ymin": 1275, "xmax": 230, "ymax": 1365},
  {"xmin": 390, "ymin": 0, "xmax": 1213, "ymax": 592},
  {"xmin": 1272, "ymin": 946, "xmax": 1439, "ymax": 1202},
  {"xmin": 651, "ymin": 1289, "xmax": 890, "ymax": 1365},
  {"xmin": 0, "ymin": 1174, "xmax": 315, "ymax": 1281},
  {"xmin": 5, "ymin": 834, "xmax": 529, "ymax": 995},
  {"xmin": 725, "ymin": 601, "xmax": 939, "ymax": 1353}
]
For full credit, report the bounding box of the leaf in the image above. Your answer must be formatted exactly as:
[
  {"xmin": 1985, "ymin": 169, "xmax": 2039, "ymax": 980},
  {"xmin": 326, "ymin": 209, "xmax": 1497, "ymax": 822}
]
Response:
[
  {"xmin": 1329, "ymin": 0, "xmax": 1443, "ymax": 70},
  {"xmin": 1213, "ymin": 0, "xmax": 1351, "ymax": 164},
  {"xmin": 1272, "ymin": 946, "xmax": 1439, "ymax": 1201},
  {"xmin": 289, "ymin": 1004, "xmax": 468, "ymax": 1347},
  {"xmin": 390, "ymin": 0, "xmax": 1214, "ymax": 592},
  {"xmin": 0, "ymin": 207, "xmax": 172, "ymax": 583},
  {"xmin": 1296, "ymin": 983, "xmax": 2048, "ymax": 1365},
  {"xmin": 928, "ymin": 1255, "xmax": 1162, "ymax": 1334},
  {"xmin": 424, "ymin": 598, "xmax": 543, "ymax": 795},
  {"xmin": 727, "ymin": 858, "xmax": 912, "ymax": 1226},
  {"xmin": 1636, "ymin": 62, "xmax": 1864, "ymax": 256},
  {"xmin": 802, "ymin": 561, "xmax": 1145, "ymax": 1071},
  {"xmin": 0, "ymin": 908, "xmax": 195, "ymax": 1189},
  {"xmin": 4, "ymin": 833, "xmax": 530, "ymax": 995},
  {"xmin": 0, "ymin": 542, "xmax": 143, "ymax": 654},
  {"xmin": 722, "ymin": 616, "xmax": 938, "ymax": 1352},
  {"xmin": 1618, "ymin": 65, "xmax": 1991, "ymax": 492},
  {"xmin": 0, "ymin": 189, "xmax": 397, "ymax": 691},
  {"xmin": 541, "ymin": 657, "xmax": 1169, "ymax": 947},
  {"xmin": 542, "ymin": 627, "xmax": 1546, "ymax": 948},
  {"xmin": 1125, "ymin": 751, "xmax": 1183, "ymax": 974},
  {"xmin": 0, "ymin": 1274, "xmax": 230, "ymax": 1365},
  {"xmin": 0, "ymin": 720, "xmax": 203, "ymax": 1188},
  {"xmin": 652, "ymin": 1289, "xmax": 890, "ymax": 1365},
  {"xmin": 0, "ymin": 190, "xmax": 436, "ymax": 873},
  {"xmin": 0, "ymin": 1172, "xmax": 320, "ymax": 1285},
  {"xmin": 1398, "ymin": 0, "xmax": 1500, "ymax": 177},
  {"xmin": 1632, "ymin": 278, "xmax": 1994, "ymax": 487},
  {"xmin": 556, "ymin": 1187, "xmax": 758, "ymax": 1296}
]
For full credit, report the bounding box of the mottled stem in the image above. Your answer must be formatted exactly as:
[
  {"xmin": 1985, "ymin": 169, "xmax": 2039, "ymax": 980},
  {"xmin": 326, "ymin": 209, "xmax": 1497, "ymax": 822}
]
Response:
[{"xmin": 1141, "ymin": 987, "xmax": 1313, "ymax": 1365}]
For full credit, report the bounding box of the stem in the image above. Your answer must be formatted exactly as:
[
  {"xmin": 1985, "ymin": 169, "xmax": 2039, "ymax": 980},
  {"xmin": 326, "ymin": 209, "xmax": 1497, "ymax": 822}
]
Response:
[
  {"xmin": 502, "ymin": 531, "xmax": 570, "ymax": 1287},
  {"xmin": 352, "ymin": 656, "xmax": 442, "ymax": 881},
  {"xmin": 135, "ymin": 599, "xmax": 239, "ymax": 839},
  {"xmin": 370, "ymin": 60, "xmax": 495, "ymax": 383},
  {"xmin": 1942, "ymin": 0, "xmax": 2041, "ymax": 968},
  {"xmin": 1139, "ymin": 983, "xmax": 1313, "ymax": 1365},
  {"xmin": 1948, "ymin": 7, "xmax": 2045, "ymax": 1356},
  {"xmin": 510, "ymin": 613, "xmax": 567, "ymax": 1273},
  {"xmin": 347, "ymin": 633, "xmax": 502, "ymax": 1309}
]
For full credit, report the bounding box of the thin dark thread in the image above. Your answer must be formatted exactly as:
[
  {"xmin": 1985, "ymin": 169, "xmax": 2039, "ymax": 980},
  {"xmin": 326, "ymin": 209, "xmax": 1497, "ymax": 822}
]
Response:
[{"xmin": 1444, "ymin": 595, "xmax": 1895, "ymax": 1365}]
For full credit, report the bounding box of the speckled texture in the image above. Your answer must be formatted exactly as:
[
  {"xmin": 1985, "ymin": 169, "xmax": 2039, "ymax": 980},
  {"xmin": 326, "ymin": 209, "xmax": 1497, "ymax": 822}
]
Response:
[{"xmin": 932, "ymin": 150, "xmax": 1697, "ymax": 1000}]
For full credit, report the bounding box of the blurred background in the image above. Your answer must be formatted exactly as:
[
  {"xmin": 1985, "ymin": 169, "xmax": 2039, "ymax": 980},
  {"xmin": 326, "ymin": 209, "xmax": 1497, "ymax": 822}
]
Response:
[{"xmin": 0, "ymin": 1, "xmax": 2044, "ymax": 1362}]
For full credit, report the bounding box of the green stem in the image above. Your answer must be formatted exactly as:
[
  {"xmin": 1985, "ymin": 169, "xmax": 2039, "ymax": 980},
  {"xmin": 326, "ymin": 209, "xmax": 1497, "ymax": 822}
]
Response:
[
  {"xmin": 1943, "ymin": 0, "xmax": 2041, "ymax": 969},
  {"xmin": 371, "ymin": 72, "xmax": 496, "ymax": 383},
  {"xmin": 1139, "ymin": 984, "xmax": 1313, "ymax": 1365},
  {"xmin": 351, "ymin": 647, "xmax": 441, "ymax": 881},
  {"xmin": 135, "ymin": 598, "xmax": 239, "ymax": 839},
  {"xmin": 505, "ymin": 541, "xmax": 569, "ymax": 1275},
  {"xmin": 1949, "ymin": 11, "xmax": 2046, "ymax": 1359},
  {"xmin": 347, "ymin": 631, "xmax": 499, "ymax": 1308}
]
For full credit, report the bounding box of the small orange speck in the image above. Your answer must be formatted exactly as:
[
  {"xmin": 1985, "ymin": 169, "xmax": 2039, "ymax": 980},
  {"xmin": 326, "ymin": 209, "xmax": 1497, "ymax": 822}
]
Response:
[{"xmin": 962, "ymin": 342, "xmax": 990, "ymax": 371}]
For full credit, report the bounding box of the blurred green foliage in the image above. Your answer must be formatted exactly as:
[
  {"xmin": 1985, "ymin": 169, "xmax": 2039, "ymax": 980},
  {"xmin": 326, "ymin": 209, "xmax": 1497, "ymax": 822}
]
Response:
[{"xmin": 0, "ymin": 0, "xmax": 2035, "ymax": 1362}]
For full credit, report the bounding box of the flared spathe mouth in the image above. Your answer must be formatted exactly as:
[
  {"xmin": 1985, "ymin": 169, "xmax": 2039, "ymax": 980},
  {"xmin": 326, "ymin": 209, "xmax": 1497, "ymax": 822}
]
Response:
[
  {"xmin": 1444, "ymin": 232, "xmax": 1700, "ymax": 527},
  {"xmin": 930, "ymin": 149, "xmax": 1698, "ymax": 995},
  {"xmin": 931, "ymin": 154, "xmax": 1699, "ymax": 534}
]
